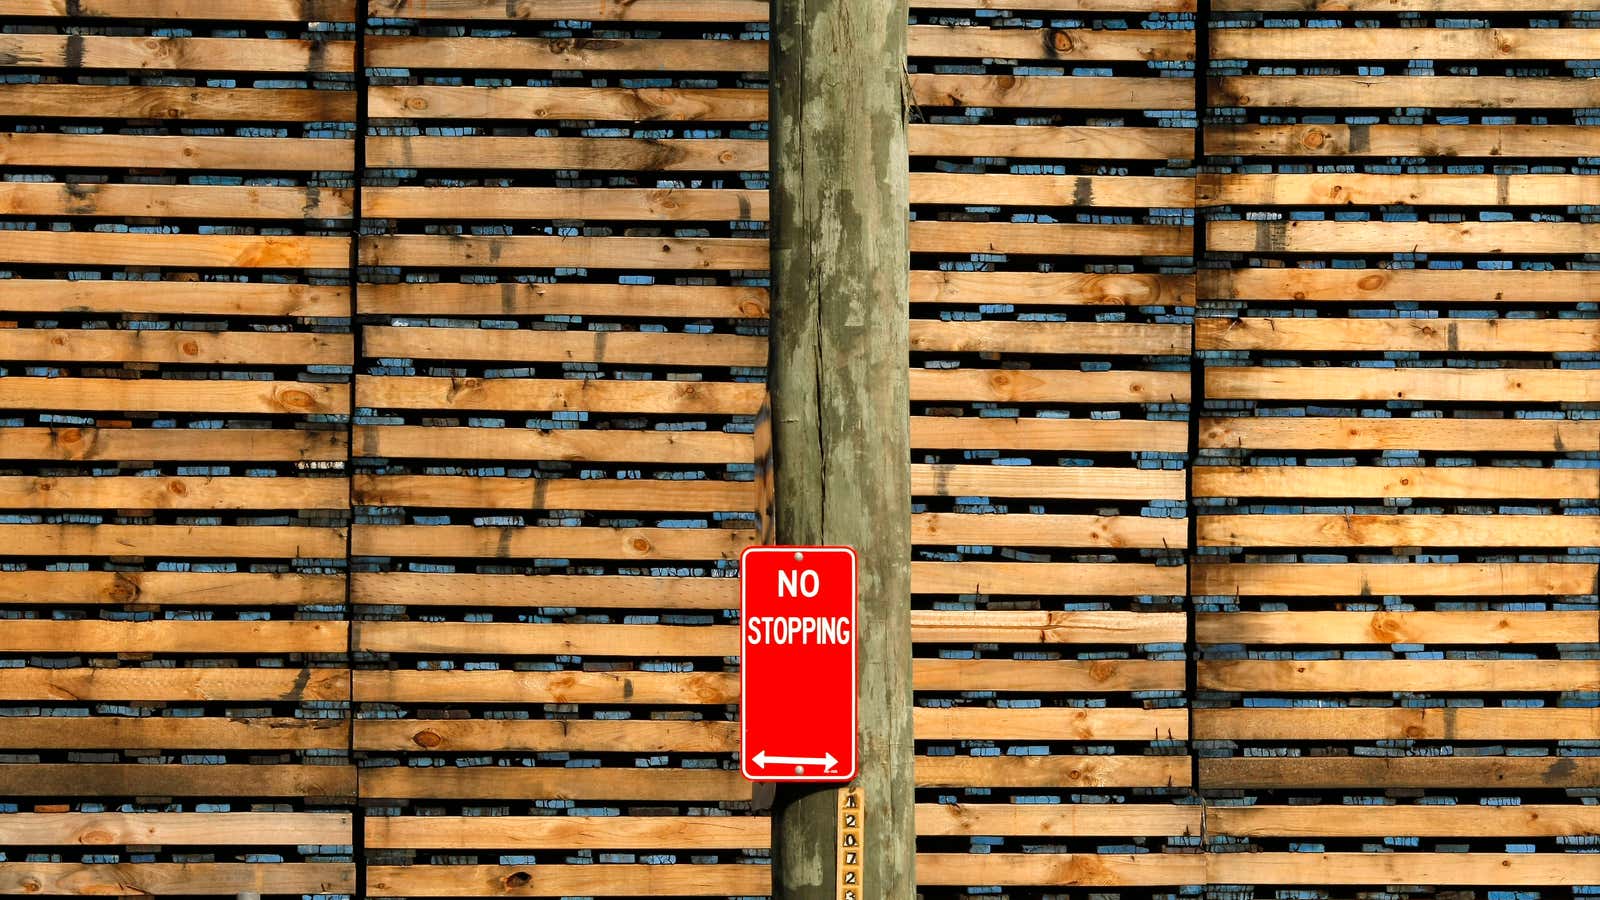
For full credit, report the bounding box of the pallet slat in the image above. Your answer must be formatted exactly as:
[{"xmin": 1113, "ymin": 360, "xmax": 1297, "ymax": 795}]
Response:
[
  {"xmin": 364, "ymin": 815, "xmax": 767, "ymax": 850},
  {"xmin": 0, "ymin": 34, "xmax": 355, "ymax": 71},
  {"xmin": 0, "ymin": 0, "xmax": 356, "ymax": 19},
  {"xmin": 0, "ymin": 863, "xmax": 355, "ymax": 896},
  {"xmin": 0, "ymin": 812, "xmax": 353, "ymax": 847},
  {"xmin": 367, "ymin": 86, "xmax": 768, "ymax": 122}
]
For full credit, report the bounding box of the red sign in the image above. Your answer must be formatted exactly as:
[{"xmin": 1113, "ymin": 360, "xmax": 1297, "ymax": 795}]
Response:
[{"xmin": 740, "ymin": 545, "xmax": 857, "ymax": 783}]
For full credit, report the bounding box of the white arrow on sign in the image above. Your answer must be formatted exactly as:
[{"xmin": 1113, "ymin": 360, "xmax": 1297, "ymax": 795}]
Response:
[{"xmin": 752, "ymin": 750, "xmax": 838, "ymax": 771}]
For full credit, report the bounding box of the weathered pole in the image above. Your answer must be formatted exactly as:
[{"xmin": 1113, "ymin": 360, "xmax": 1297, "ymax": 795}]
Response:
[{"xmin": 768, "ymin": 0, "xmax": 913, "ymax": 894}]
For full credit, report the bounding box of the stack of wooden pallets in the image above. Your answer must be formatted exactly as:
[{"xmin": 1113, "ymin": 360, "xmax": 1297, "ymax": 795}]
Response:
[{"xmin": 3, "ymin": 1, "xmax": 1599, "ymax": 897}]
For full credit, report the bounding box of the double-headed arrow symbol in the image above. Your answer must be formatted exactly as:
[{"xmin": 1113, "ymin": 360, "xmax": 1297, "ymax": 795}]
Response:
[{"xmin": 751, "ymin": 750, "xmax": 838, "ymax": 771}]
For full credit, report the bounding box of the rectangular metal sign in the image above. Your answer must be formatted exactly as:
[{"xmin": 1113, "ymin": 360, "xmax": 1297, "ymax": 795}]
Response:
[{"xmin": 740, "ymin": 545, "xmax": 857, "ymax": 783}]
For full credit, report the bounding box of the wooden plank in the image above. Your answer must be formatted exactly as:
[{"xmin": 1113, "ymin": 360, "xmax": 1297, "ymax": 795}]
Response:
[
  {"xmin": 365, "ymin": 815, "xmax": 768, "ymax": 850},
  {"xmin": 911, "ymin": 172, "xmax": 1193, "ymax": 209},
  {"xmin": 1211, "ymin": 27, "xmax": 1600, "ymax": 61},
  {"xmin": 915, "ymin": 659, "xmax": 1186, "ymax": 693},
  {"xmin": 0, "ymin": 717, "xmax": 349, "ymax": 750},
  {"xmin": 352, "ymin": 573, "xmax": 737, "ymax": 609},
  {"xmin": 362, "ymin": 326, "xmax": 766, "ymax": 367},
  {"xmin": 0, "ymin": 763, "xmax": 355, "ymax": 799},
  {"xmin": 3, "ymin": 85, "xmax": 354, "ymax": 122},
  {"xmin": 911, "ymin": 321, "xmax": 1190, "ymax": 356},
  {"xmin": 910, "ymin": 124, "xmax": 1194, "ymax": 161},
  {"xmin": 1207, "ymin": 804, "xmax": 1600, "ymax": 838},
  {"xmin": 908, "ymin": 26, "xmax": 1193, "ymax": 62},
  {"xmin": 353, "ymin": 474, "xmax": 752, "ymax": 512},
  {"xmin": 1215, "ymin": 0, "xmax": 1600, "ymax": 12},
  {"xmin": 0, "ymin": 427, "xmax": 347, "ymax": 462},
  {"xmin": 912, "ymin": 416, "xmax": 1189, "ymax": 453},
  {"xmin": 0, "ymin": 183, "xmax": 352, "ymax": 220},
  {"xmin": 0, "ymin": 281, "xmax": 350, "ymax": 317},
  {"xmin": 2, "ymin": 232, "xmax": 349, "ymax": 269},
  {"xmin": 1196, "ymin": 611, "xmax": 1594, "ymax": 645},
  {"xmin": 354, "ymin": 621, "xmax": 737, "ymax": 657},
  {"xmin": 359, "ymin": 235, "xmax": 767, "ymax": 270},
  {"xmin": 911, "ymin": 75, "xmax": 1195, "ymax": 110},
  {"xmin": 1201, "ymin": 268, "xmax": 1600, "ymax": 304},
  {"xmin": 1200, "ymin": 173, "xmax": 1600, "ymax": 207},
  {"xmin": 0, "ymin": 620, "xmax": 346, "ymax": 654},
  {"xmin": 1206, "ymin": 367, "xmax": 1600, "ymax": 403},
  {"xmin": 1201, "ymin": 706, "xmax": 1600, "ymax": 743},
  {"xmin": 1206, "ymin": 124, "xmax": 1598, "ymax": 158},
  {"xmin": 366, "ymin": 136, "xmax": 765, "ymax": 172},
  {"xmin": 912, "ymin": 463, "xmax": 1186, "ymax": 500},
  {"xmin": 1199, "ymin": 514, "xmax": 1600, "ymax": 548},
  {"xmin": 0, "ymin": 524, "xmax": 344, "ymax": 559},
  {"xmin": 0, "ymin": 667, "xmax": 349, "ymax": 702},
  {"xmin": 367, "ymin": 86, "xmax": 767, "ymax": 122},
  {"xmin": 1202, "ymin": 757, "xmax": 1600, "ymax": 790},
  {"xmin": 912, "ymin": 369, "xmax": 1191, "ymax": 404},
  {"xmin": 911, "ymin": 271, "xmax": 1195, "ymax": 307},
  {"xmin": 366, "ymin": 35, "xmax": 767, "ymax": 72},
  {"xmin": 0, "ymin": 812, "xmax": 353, "ymax": 847},
  {"xmin": 366, "ymin": 0, "xmax": 769, "ymax": 21},
  {"xmin": 0, "ymin": 863, "xmax": 354, "ymax": 895},
  {"xmin": 1197, "ymin": 317, "xmax": 1600, "ymax": 353},
  {"xmin": 916, "ymin": 754, "xmax": 1192, "ymax": 788},
  {"xmin": 353, "ymin": 425, "xmax": 753, "ymax": 465},
  {"xmin": 1214, "ymin": 76, "xmax": 1600, "ymax": 109},
  {"xmin": 1206, "ymin": 853, "xmax": 1600, "ymax": 886},
  {"xmin": 911, "ymin": 221, "xmax": 1192, "ymax": 257},
  {"xmin": 366, "ymin": 864, "xmax": 767, "ymax": 898},
  {"xmin": 0, "ymin": 330, "xmax": 350, "ymax": 366},
  {"xmin": 353, "ymin": 719, "xmax": 735, "ymax": 752},
  {"xmin": 351, "ymin": 524, "xmax": 754, "ymax": 561},
  {"xmin": 1199, "ymin": 659, "xmax": 1600, "ymax": 693},
  {"xmin": 352, "ymin": 670, "xmax": 738, "ymax": 705},
  {"xmin": 0, "ymin": 571, "xmax": 345, "ymax": 606},
  {"xmin": 0, "ymin": 0, "xmax": 356, "ymax": 19},
  {"xmin": 912, "ymin": 561, "xmax": 1187, "ymax": 596},
  {"xmin": 357, "ymin": 283, "xmax": 767, "ymax": 318},
  {"xmin": 5, "ymin": 486, "xmax": 337, "ymax": 522},
  {"xmin": 1194, "ymin": 466, "xmax": 1600, "ymax": 500},
  {"xmin": 363, "ymin": 186, "xmax": 766, "ymax": 221},
  {"xmin": 0, "ymin": 34, "xmax": 354, "ymax": 72},
  {"xmin": 1197, "ymin": 707, "xmax": 1600, "ymax": 740},
  {"xmin": 1201, "ymin": 416, "xmax": 1600, "ymax": 452},
  {"xmin": 912, "ymin": 610, "xmax": 1187, "ymax": 644},
  {"xmin": 914, "ymin": 803, "xmax": 1200, "ymax": 837},
  {"xmin": 914, "ymin": 512, "xmax": 1187, "ymax": 549},
  {"xmin": 1192, "ymin": 562, "xmax": 1598, "ymax": 597},
  {"xmin": 913, "ymin": 0, "xmax": 1195, "ymax": 10},
  {"xmin": 917, "ymin": 853, "xmax": 1204, "ymax": 887},
  {"xmin": 357, "ymin": 375, "xmax": 763, "ymax": 415},
  {"xmin": 0, "ymin": 134, "xmax": 353, "ymax": 172},
  {"xmin": 360, "ymin": 767, "xmax": 751, "ymax": 802},
  {"xmin": 915, "ymin": 706, "xmax": 1188, "ymax": 741},
  {"xmin": 1210, "ymin": 220, "xmax": 1600, "ymax": 255}
]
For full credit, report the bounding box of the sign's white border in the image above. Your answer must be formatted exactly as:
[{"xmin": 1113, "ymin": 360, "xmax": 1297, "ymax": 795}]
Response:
[{"xmin": 739, "ymin": 545, "xmax": 858, "ymax": 783}]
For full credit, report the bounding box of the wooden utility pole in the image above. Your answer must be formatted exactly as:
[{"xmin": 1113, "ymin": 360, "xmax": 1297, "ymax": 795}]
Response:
[{"xmin": 768, "ymin": 0, "xmax": 913, "ymax": 895}]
